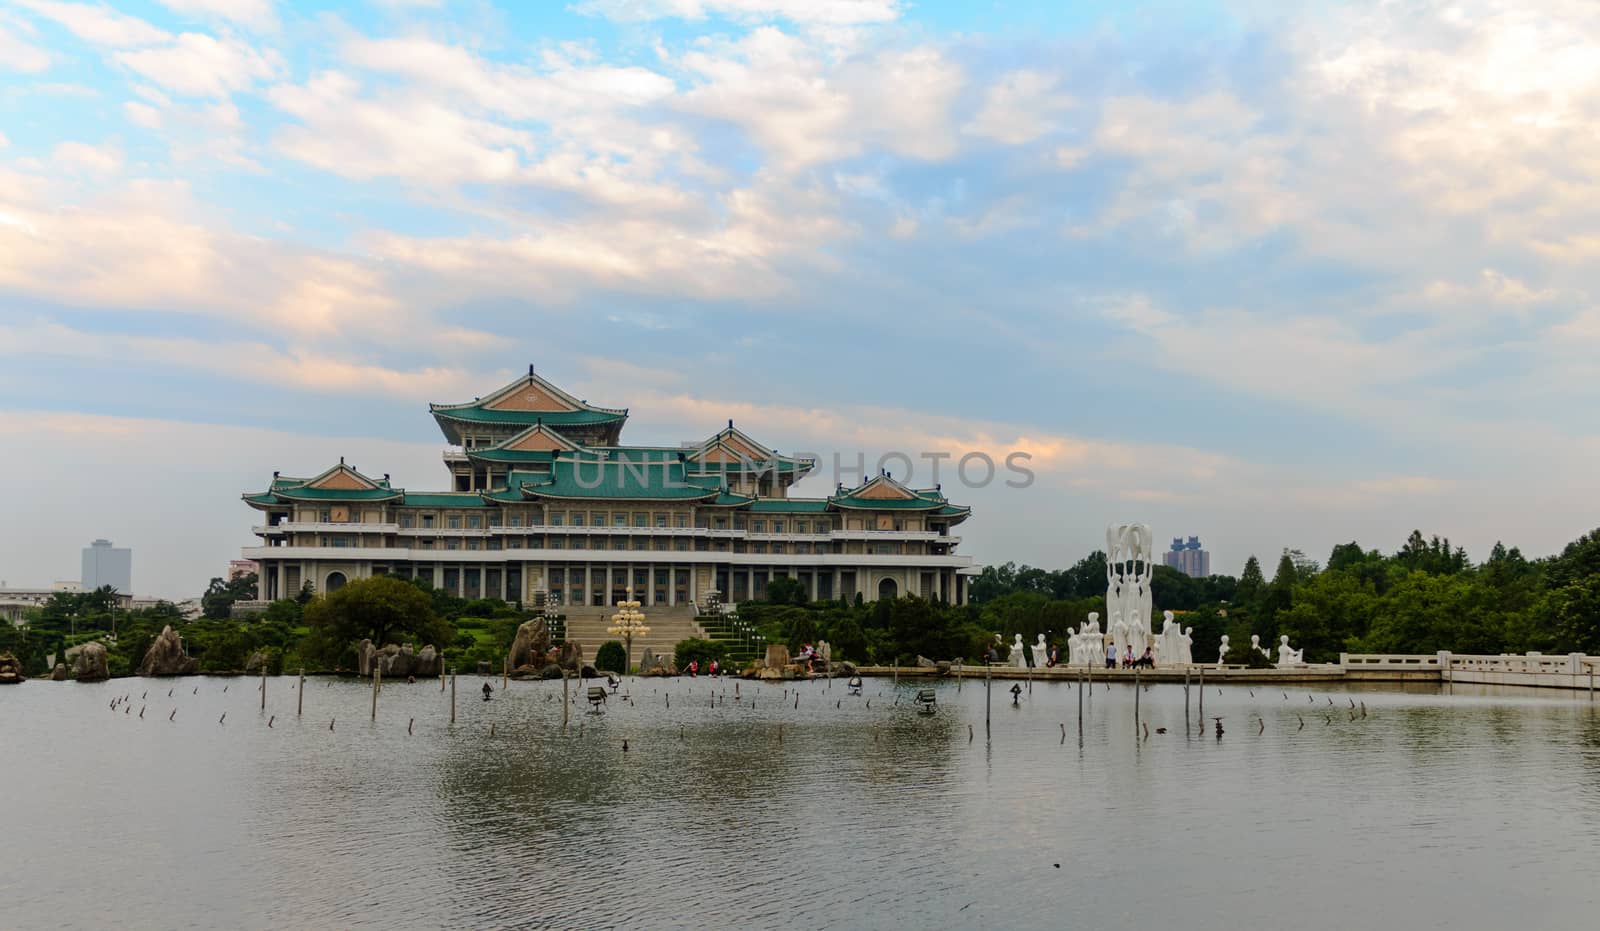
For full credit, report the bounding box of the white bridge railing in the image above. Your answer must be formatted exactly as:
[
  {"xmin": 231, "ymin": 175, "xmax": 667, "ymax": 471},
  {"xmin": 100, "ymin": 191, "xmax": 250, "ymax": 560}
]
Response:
[{"xmin": 1342, "ymin": 652, "xmax": 1599, "ymax": 675}]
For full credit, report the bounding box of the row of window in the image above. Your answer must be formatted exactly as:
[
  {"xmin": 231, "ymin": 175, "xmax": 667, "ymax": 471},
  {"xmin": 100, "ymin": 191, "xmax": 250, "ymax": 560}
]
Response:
[{"xmin": 317, "ymin": 535, "xmax": 907, "ymax": 555}]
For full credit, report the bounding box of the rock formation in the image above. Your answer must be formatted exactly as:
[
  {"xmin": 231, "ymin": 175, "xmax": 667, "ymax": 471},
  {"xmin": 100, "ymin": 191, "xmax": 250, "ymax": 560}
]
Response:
[
  {"xmin": 637, "ymin": 648, "xmax": 675, "ymax": 677},
  {"xmin": 138, "ymin": 625, "xmax": 200, "ymax": 676},
  {"xmin": 244, "ymin": 651, "xmax": 268, "ymax": 673},
  {"xmin": 0, "ymin": 652, "xmax": 23, "ymax": 684},
  {"xmin": 71, "ymin": 641, "xmax": 109, "ymax": 681},
  {"xmin": 414, "ymin": 645, "xmax": 441, "ymax": 678},
  {"xmin": 50, "ymin": 663, "xmax": 68, "ymax": 681},
  {"xmin": 508, "ymin": 617, "xmax": 551, "ymax": 670},
  {"xmin": 357, "ymin": 640, "xmax": 378, "ymax": 677},
  {"xmin": 764, "ymin": 644, "xmax": 791, "ymax": 669}
]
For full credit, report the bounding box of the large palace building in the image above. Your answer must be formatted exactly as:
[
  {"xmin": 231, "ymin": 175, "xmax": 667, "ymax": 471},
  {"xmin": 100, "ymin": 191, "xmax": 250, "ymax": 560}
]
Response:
[{"xmin": 242, "ymin": 368, "xmax": 975, "ymax": 613}]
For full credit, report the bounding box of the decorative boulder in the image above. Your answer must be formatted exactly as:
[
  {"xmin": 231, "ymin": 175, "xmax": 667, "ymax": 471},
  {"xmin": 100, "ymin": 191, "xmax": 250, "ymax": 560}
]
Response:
[
  {"xmin": 637, "ymin": 649, "xmax": 677, "ymax": 677},
  {"xmin": 916, "ymin": 655, "xmax": 936, "ymax": 669},
  {"xmin": 840, "ymin": 661, "xmax": 858, "ymax": 676},
  {"xmin": 539, "ymin": 664, "xmax": 564, "ymax": 680},
  {"xmin": 764, "ymin": 644, "xmax": 791, "ymax": 669},
  {"xmin": 414, "ymin": 645, "xmax": 441, "ymax": 678},
  {"xmin": 244, "ymin": 651, "xmax": 268, "ymax": 673},
  {"xmin": 71, "ymin": 642, "xmax": 109, "ymax": 682},
  {"xmin": 356, "ymin": 640, "xmax": 378, "ymax": 677},
  {"xmin": 508, "ymin": 618, "xmax": 551, "ymax": 670},
  {"xmin": 50, "ymin": 663, "xmax": 68, "ymax": 681},
  {"xmin": 558, "ymin": 641, "xmax": 584, "ymax": 670},
  {"xmin": 379, "ymin": 644, "xmax": 415, "ymax": 678},
  {"xmin": 138, "ymin": 625, "xmax": 200, "ymax": 677},
  {"xmin": 0, "ymin": 652, "xmax": 23, "ymax": 684}
]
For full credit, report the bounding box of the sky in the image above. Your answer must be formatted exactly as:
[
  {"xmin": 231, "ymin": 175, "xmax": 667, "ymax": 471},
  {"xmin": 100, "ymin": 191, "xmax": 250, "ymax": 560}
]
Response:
[{"xmin": 2, "ymin": 0, "xmax": 1599, "ymax": 598}]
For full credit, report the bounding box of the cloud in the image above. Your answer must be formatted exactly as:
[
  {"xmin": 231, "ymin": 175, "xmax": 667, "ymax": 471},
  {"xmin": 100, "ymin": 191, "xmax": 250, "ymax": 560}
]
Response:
[
  {"xmin": 0, "ymin": 14, "xmax": 52, "ymax": 72},
  {"xmin": 13, "ymin": 0, "xmax": 169, "ymax": 48},
  {"xmin": 963, "ymin": 69, "xmax": 1075, "ymax": 145},
  {"xmin": 157, "ymin": 0, "xmax": 278, "ymax": 31},
  {"xmin": 51, "ymin": 139, "xmax": 123, "ymax": 175},
  {"xmin": 572, "ymin": 0, "xmax": 902, "ymax": 26},
  {"xmin": 114, "ymin": 31, "xmax": 282, "ymax": 97}
]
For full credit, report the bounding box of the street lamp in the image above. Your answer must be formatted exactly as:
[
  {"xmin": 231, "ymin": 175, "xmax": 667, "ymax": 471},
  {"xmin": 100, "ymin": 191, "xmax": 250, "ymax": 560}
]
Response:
[{"xmin": 607, "ymin": 587, "xmax": 650, "ymax": 675}]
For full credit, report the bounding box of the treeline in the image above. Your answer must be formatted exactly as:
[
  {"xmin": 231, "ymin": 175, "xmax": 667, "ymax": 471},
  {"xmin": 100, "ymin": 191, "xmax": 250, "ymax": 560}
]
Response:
[{"xmin": 967, "ymin": 528, "xmax": 1600, "ymax": 663}]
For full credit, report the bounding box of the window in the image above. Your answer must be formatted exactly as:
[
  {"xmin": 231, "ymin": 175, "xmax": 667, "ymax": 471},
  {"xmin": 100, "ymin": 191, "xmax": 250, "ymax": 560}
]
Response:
[
  {"xmin": 550, "ymin": 513, "xmax": 564, "ymax": 527},
  {"xmin": 614, "ymin": 513, "xmax": 628, "ymax": 528},
  {"xmin": 795, "ymin": 520, "xmax": 807, "ymax": 533},
  {"xmin": 751, "ymin": 520, "xmax": 766, "ymax": 533},
  {"xmin": 467, "ymin": 515, "xmax": 481, "ymax": 529},
  {"xmin": 676, "ymin": 538, "xmax": 690, "ymax": 551},
  {"xmin": 448, "ymin": 515, "xmax": 461, "ymax": 529},
  {"xmin": 446, "ymin": 540, "xmax": 459, "ymax": 550},
  {"xmin": 400, "ymin": 515, "xmax": 415, "ymax": 528},
  {"xmin": 467, "ymin": 540, "xmax": 481, "ymax": 551},
  {"xmin": 676, "ymin": 514, "xmax": 689, "ymax": 528},
  {"xmin": 571, "ymin": 513, "xmax": 585, "ymax": 527},
  {"xmin": 772, "ymin": 520, "xmax": 785, "ymax": 533},
  {"xmin": 549, "ymin": 537, "xmax": 563, "ymax": 549},
  {"xmin": 422, "ymin": 514, "xmax": 435, "ymax": 528},
  {"xmin": 319, "ymin": 509, "xmax": 331, "ymax": 522},
  {"xmin": 635, "ymin": 513, "xmax": 649, "ymax": 527},
  {"xmin": 876, "ymin": 542, "xmax": 897, "ymax": 555},
  {"xmin": 656, "ymin": 515, "xmax": 668, "ymax": 528},
  {"xmin": 509, "ymin": 515, "xmax": 522, "ymax": 527}
]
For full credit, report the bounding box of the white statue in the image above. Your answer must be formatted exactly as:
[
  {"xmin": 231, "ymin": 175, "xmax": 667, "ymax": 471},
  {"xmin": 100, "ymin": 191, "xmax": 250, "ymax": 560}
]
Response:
[
  {"xmin": 1030, "ymin": 634, "xmax": 1048, "ymax": 669},
  {"xmin": 1158, "ymin": 610, "xmax": 1181, "ymax": 666},
  {"xmin": 1010, "ymin": 634, "xmax": 1027, "ymax": 669},
  {"xmin": 1218, "ymin": 634, "xmax": 1230, "ymax": 667},
  {"xmin": 1180, "ymin": 626, "xmax": 1194, "ymax": 665},
  {"xmin": 1251, "ymin": 634, "xmax": 1270, "ymax": 659},
  {"xmin": 1276, "ymin": 635, "xmax": 1304, "ymax": 667},
  {"xmin": 1106, "ymin": 522, "xmax": 1158, "ymax": 663}
]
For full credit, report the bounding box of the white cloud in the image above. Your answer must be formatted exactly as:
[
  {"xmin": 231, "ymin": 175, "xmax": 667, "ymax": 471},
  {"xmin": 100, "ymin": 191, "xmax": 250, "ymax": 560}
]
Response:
[
  {"xmin": 963, "ymin": 69, "xmax": 1075, "ymax": 145},
  {"xmin": 115, "ymin": 32, "xmax": 282, "ymax": 97},
  {"xmin": 158, "ymin": 0, "xmax": 278, "ymax": 31},
  {"xmin": 679, "ymin": 27, "xmax": 963, "ymax": 169},
  {"xmin": 51, "ymin": 140, "xmax": 122, "ymax": 175},
  {"xmin": 13, "ymin": 0, "xmax": 169, "ymax": 47},
  {"xmin": 0, "ymin": 14, "xmax": 52, "ymax": 72},
  {"xmin": 268, "ymin": 71, "xmax": 530, "ymax": 183},
  {"xmin": 573, "ymin": 0, "xmax": 901, "ymax": 26}
]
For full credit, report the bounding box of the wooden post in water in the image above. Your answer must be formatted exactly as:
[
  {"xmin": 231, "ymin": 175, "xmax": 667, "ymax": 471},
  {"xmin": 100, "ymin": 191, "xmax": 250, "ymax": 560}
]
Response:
[
  {"xmin": 1184, "ymin": 668, "xmax": 1190, "ymax": 730},
  {"xmin": 450, "ymin": 668, "xmax": 456, "ymax": 724},
  {"xmin": 562, "ymin": 667, "xmax": 570, "ymax": 733},
  {"xmin": 984, "ymin": 660, "xmax": 991, "ymax": 735},
  {"xmin": 1134, "ymin": 666, "xmax": 1141, "ymax": 736},
  {"xmin": 503, "ymin": 655, "xmax": 509, "ymax": 691},
  {"xmin": 297, "ymin": 668, "xmax": 304, "ymax": 717},
  {"xmin": 261, "ymin": 663, "xmax": 267, "ymax": 711},
  {"xmin": 371, "ymin": 666, "xmax": 381, "ymax": 722},
  {"xmin": 1077, "ymin": 668, "xmax": 1083, "ymax": 738},
  {"xmin": 1198, "ymin": 665, "xmax": 1204, "ymax": 721}
]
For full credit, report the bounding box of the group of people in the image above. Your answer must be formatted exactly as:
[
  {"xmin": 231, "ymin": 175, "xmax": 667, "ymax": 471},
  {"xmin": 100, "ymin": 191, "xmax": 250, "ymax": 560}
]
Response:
[
  {"xmin": 1104, "ymin": 643, "xmax": 1155, "ymax": 669},
  {"xmin": 685, "ymin": 659, "xmax": 720, "ymax": 677}
]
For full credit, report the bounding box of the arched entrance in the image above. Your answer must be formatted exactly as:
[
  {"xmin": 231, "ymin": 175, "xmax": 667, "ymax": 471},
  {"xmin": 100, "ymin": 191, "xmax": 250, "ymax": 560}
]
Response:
[
  {"xmin": 877, "ymin": 577, "xmax": 898, "ymax": 601},
  {"xmin": 325, "ymin": 571, "xmax": 347, "ymax": 593}
]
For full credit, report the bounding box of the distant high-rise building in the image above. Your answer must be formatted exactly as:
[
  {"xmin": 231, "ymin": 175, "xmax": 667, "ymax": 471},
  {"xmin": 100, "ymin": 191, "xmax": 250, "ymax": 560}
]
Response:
[
  {"xmin": 1163, "ymin": 535, "xmax": 1210, "ymax": 579},
  {"xmin": 81, "ymin": 539, "xmax": 132, "ymax": 593}
]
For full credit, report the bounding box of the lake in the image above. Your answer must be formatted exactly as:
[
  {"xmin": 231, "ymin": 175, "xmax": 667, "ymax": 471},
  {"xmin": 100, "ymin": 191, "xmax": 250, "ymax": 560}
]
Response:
[{"xmin": 2, "ymin": 673, "xmax": 1597, "ymax": 929}]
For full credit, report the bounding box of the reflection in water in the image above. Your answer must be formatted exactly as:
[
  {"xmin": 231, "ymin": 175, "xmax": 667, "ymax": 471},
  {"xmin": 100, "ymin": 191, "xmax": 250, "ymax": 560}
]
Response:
[{"xmin": 2, "ymin": 676, "xmax": 1598, "ymax": 929}]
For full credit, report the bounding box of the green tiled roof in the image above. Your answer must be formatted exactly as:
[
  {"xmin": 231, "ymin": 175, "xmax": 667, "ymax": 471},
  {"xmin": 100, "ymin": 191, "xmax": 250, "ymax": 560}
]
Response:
[
  {"xmin": 827, "ymin": 476, "xmax": 950, "ymax": 511},
  {"xmin": 245, "ymin": 464, "xmax": 402, "ymax": 505},
  {"xmin": 400, "ymin": 493, "xmax": 492, "ymax": 508},
  {"xmin": 512, "ymin": 458, "xmax": 726, "ymax": 501},
  {"xmin": 432, "ymin": 406, "xmax": 626, "ymax": 426},
  {"xmin": 746, "ymin": 498, "xmax": 831, "ymax": 513}
]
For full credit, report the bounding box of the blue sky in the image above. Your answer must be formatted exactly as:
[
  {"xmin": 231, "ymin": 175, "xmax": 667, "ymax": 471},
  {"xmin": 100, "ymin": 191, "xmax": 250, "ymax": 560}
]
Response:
[{"xmin": 3, "ymin": 0, "xmax": 1599, "ymax": 597}]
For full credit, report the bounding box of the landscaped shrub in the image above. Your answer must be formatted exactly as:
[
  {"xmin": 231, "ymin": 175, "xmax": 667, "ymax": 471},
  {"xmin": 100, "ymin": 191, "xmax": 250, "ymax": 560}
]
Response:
[{"xmin": 594, "ymin": 640, "xmax": 627, "ymax": 674}]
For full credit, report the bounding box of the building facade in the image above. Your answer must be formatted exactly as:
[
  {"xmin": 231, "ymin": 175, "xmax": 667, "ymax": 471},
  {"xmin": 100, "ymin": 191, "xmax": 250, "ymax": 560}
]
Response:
[
  {"xmin": 81, "ymin": 539, "xmax": 132, "ymax": 593},
  {"xmin": 1163, "ymin": 536, "xmax": 1211, "ymax": 579},
  {"xmin": 242, "ymin": 369, "xmax": 975, "ymax": 612}
]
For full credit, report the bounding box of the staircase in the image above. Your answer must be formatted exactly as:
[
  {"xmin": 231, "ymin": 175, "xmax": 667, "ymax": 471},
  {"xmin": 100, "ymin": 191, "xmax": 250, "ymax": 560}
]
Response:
[
  {"xmin": 696, "ymin": 613, "xmax": 767, "ymax": 665},
  {"xmin": 560, "ymin": 606, "xmax": 706, "ymax": 662}
]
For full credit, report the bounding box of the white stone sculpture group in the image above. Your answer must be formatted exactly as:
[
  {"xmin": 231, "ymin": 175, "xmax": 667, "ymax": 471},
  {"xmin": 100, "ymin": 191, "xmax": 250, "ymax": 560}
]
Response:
[{"xmin": 1106, "ymin": 523, "xmax": 1156, "ymax": 662}]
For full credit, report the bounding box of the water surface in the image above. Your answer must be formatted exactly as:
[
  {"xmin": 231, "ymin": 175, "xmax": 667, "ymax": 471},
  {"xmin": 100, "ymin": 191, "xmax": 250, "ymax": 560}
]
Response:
[{"xmin": 3, "ymin": 674, "xmax": 1597, "ymax": 929}]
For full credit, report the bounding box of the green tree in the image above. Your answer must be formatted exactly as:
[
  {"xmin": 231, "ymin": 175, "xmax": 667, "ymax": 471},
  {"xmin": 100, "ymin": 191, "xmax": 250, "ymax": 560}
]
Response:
[
  {"xmin": 765, "ymin": 577, "xmax": 808, "ymax": 606},
  {"xmin": 594, "ymin": 640, "xmax": 627, "ymax": 674},
  {"xmin": 302, "ymin": 576, "xmax": 451, "ymax": 665},
  {"xmin": 1236, "ymin": 556, "xmax": 1265, "ymax": 608},
  {"xmin": 202, "ymin": 573, "xmax": 258, "ymax": 619}
]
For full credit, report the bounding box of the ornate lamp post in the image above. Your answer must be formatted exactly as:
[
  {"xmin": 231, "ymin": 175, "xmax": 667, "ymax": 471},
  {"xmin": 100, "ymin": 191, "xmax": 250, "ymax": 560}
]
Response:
[{"xmin": 607, "ymin": 588, "xmax": 650, "ymax": 675}]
